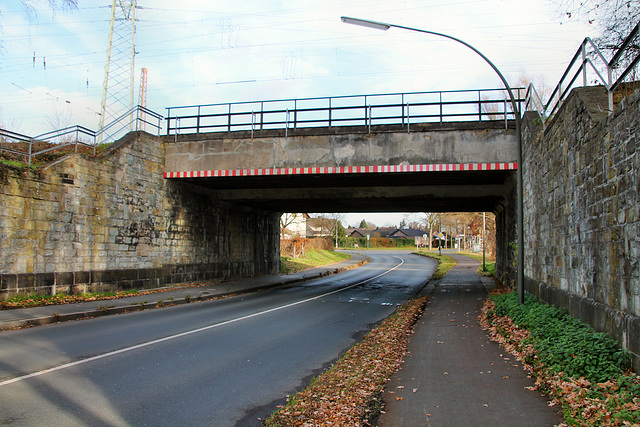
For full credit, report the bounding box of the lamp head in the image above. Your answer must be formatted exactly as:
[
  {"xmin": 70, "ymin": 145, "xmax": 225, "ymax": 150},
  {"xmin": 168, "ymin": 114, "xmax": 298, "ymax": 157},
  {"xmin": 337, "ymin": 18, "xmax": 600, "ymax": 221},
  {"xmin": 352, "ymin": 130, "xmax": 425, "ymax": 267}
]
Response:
[{"xmin": 341, "ymin": 16, "xmax": 391, "ymax": 31}]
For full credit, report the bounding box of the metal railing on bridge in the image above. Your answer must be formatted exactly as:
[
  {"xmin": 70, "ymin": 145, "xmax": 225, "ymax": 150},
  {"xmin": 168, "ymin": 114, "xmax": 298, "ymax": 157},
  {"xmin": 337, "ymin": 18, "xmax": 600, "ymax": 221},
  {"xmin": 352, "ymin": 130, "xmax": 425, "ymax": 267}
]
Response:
[
  {"xmin": 0, "ymin": 106, "xmax": 163, "ymax": 167},
  {"xmin": 525, "ymin": 21, "xmax": 639, "ymax": 125},
  {"xmin": 165, "ymin": 88, "xmax": 525, "ymax": 136}
]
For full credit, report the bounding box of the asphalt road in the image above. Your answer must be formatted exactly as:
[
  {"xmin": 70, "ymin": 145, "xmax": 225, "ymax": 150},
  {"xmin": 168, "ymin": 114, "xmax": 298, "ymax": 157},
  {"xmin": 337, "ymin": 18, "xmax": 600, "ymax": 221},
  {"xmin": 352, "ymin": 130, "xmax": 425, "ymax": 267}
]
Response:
[{"xmin": 0, "ymin": 251, "xmax": 436, "ymax": 427}]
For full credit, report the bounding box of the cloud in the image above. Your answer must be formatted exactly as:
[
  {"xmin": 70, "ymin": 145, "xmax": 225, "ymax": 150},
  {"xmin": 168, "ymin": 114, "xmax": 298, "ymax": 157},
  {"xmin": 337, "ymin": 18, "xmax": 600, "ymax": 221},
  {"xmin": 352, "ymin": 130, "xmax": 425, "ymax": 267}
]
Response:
[{"xmin": 0, "ymin": 0, "xmax": 597, "ymax": 136}]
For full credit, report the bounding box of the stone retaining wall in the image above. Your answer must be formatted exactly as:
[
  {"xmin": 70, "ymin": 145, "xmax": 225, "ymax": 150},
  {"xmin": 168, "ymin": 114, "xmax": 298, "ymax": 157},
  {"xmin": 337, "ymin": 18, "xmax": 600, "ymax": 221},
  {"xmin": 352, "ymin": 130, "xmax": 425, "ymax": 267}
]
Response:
[
  {"xmin": 522, "ymin": 85, "xmax": 640, "ymax": 368},
  {"xmin": 0, "ymin": 132, "xmax": 280, "ymax": 298}
]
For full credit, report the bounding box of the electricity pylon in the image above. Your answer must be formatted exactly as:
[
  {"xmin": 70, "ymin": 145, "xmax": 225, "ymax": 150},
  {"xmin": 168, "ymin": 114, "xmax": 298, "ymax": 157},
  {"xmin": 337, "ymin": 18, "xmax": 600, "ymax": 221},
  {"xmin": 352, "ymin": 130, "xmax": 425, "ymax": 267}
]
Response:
[
  {"xmin": 138, "ymin": 67, "xmax": 148, "ymax": 131},
  {"xmin": 98, "ymin": 0, "xmax": 137, "ymax": 142}
]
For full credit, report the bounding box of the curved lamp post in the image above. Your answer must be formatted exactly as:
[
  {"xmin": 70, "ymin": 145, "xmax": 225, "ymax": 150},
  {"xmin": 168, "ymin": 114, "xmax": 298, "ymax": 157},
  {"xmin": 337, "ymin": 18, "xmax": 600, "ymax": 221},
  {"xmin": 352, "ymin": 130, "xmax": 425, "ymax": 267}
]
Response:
[{"xmin": 341, "ymin": 16, "xmax": 525, "ymax": 303}]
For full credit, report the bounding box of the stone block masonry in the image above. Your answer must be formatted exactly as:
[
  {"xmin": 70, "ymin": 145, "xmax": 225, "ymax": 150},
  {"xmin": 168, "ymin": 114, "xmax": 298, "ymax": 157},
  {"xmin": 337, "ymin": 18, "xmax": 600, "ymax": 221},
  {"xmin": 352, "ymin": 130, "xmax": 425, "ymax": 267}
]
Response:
[
  {"xmin": 0, "ymin": 132, "xmax": 280, "ymax": 298},
  {"xmin": 521, "ymin": 85, "xmax": 640, "ymax": 369}
]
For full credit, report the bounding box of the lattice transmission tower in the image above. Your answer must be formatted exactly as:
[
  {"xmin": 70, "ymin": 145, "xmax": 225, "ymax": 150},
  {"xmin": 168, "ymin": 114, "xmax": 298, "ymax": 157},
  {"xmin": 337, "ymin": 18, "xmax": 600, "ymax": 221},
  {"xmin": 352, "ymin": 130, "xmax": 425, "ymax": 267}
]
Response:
[
  {"xmin": 99, "ymin": 0, "xmax": 137, "ymax": 142},
  {"xmin": 138, "ymin": 67, "xmax": 148, "ymax": 131}
]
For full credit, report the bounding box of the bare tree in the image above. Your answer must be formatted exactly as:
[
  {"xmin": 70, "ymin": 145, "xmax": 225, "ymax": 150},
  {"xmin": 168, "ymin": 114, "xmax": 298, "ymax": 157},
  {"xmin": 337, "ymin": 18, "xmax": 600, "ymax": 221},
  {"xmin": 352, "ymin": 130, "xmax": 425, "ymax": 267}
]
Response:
[
  {"xmin": 482, "ymin": 73, "xmax": 551, "ymax": 119},
  {"xmin": 3, "ymin": 1, "xmax": 79, "ymax": 47},
  {"xmin": 280, "ymin": 213, "xmax": 298, "ymax": 239},
  {"xmin": 422, "ymin": 213, "xmax": 440, "ymax": 250},
  {"xmin": 45, "ymin": 104, "xmax": 74, "ymax": 132},
  {"xmin": 402, "ymin": 213, "xmax": 423, "ymax": 229},
  {"xmin": 19, "ymin": 0, "xmax": 78, "ymax": 16},
  {"xmin": 553, "ymin": 0, "xmax": 639, "ymax": 72},
  {"xmin": 309, "ymin": 213, "xmax": 345, "ymax": 247}
]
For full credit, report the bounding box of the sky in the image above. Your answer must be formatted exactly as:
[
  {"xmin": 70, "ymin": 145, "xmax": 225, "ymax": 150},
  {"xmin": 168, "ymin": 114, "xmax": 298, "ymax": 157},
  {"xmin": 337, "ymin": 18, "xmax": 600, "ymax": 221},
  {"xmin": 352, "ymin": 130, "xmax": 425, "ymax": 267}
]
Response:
[{"xmin": 0, "ymin": 0, "xmax": 597, "ymax": 227}]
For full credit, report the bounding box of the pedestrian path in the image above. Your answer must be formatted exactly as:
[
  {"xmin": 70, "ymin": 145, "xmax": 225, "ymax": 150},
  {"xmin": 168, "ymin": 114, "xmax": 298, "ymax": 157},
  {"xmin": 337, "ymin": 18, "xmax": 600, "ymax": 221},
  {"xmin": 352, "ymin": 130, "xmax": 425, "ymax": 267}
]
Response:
[
  {"xmin": 378, "ymin": 252, "xmax": 564, "ymax": 427},
  {"xmin": 0, "ymin": 253, "xmax": 367, "ymax": 331}
]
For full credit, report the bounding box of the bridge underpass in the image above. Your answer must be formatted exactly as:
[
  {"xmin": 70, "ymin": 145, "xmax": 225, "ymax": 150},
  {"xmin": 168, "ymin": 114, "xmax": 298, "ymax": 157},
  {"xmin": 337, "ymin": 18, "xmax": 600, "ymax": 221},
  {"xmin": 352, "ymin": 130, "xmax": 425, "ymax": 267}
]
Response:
[
  {"xmin": 163, "ymin": 117, "xmax": 519, "ymax": 283},
  {"xmin": 164, "ymin": 161, "xmax": 516, "ymax": 214},
  {"xmin": 161, "ymin": 89, "xmax": 521, "ymax": 283}
]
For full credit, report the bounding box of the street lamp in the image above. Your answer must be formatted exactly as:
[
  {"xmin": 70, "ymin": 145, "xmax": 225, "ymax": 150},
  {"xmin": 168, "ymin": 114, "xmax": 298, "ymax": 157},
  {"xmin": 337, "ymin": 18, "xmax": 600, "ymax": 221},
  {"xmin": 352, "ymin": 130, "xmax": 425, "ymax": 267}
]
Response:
[{"xmin": 342, "ymin": 16, "xmax": 525, "ymax": 303}]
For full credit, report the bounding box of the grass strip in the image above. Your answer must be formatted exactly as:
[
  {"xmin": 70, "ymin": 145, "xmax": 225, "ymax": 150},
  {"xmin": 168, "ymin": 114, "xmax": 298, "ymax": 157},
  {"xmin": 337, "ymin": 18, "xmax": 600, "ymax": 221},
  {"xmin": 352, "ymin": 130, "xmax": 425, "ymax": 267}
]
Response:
[
  {"xmin": 2, "ymin": 251, "xmax": 351, "ymax": 309},
  {"xmin": 266, "ymin": 295, "xmax": 429, "ymax": 427},
  {"xmin": 480, "ymin": 289, "xmax": 640, "ymax": 426},
  {"xmin": 457, "ymin": 251, "xmax": 496, "ymax": 276},
  {"xmin": 0, "ymin": 290, "xmax": 142, "ymax": 309},
  {"xmin": 412, "ymin": 251, "xmax": 457, "ymax": 280},
  {"xmin": 280, "ymin": 249, "xmax": 351, "ymax": 274},
  {"xmin": 0, "ymin": 285, "xmax": 213, "ymax": 310}
]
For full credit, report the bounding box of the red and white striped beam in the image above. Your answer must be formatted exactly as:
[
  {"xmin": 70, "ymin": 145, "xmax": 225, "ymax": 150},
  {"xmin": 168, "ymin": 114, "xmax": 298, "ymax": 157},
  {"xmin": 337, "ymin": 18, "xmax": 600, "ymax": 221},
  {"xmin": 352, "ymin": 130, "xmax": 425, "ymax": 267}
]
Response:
[{"xmin": 164, "ymin": 162, "xmax": 517, "ymax": 179}]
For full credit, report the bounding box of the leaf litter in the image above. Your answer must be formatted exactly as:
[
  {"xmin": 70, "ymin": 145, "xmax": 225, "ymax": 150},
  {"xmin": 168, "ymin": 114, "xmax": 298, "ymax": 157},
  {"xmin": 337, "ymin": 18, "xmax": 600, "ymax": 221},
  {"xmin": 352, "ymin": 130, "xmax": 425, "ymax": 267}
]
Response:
[
  {"xmin": 265, "ymin": 295, "xmax": 429, "ymax": 427},
  {"xmin": 479, "ymin": 286, "xmax": 640, "ymax": 426}
]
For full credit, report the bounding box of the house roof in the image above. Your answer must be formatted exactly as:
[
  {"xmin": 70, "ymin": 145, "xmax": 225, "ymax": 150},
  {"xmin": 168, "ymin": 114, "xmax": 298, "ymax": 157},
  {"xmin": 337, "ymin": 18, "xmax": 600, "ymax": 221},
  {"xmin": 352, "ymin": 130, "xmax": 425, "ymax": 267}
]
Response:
[
  {"xmin": 348, "ymin": 228, "xmax": 370, "ymax": 237},
  {"xmin": 389, "ymin": 228, "xmax": 430, "ymax": 238},
  {"xmin": 348, "ymin": 227, "xmax": 396, "ymax": 238}
]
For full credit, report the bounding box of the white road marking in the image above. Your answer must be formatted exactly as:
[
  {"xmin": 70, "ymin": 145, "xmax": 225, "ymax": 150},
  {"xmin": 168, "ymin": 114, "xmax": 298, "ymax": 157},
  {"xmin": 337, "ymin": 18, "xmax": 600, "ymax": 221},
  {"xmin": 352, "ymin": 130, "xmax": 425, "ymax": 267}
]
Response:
[{"xmin": 0, "ymin": 256, "xmax": 405, "ymax": 387}]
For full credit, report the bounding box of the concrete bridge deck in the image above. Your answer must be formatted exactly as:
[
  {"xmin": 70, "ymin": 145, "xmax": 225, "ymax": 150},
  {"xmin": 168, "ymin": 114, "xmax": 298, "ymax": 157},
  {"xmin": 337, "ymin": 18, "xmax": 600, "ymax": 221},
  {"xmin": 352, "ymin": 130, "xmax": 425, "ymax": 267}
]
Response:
[{"xmin": 163, "ymin": 120, "xmax": 518, "ymax": 213}]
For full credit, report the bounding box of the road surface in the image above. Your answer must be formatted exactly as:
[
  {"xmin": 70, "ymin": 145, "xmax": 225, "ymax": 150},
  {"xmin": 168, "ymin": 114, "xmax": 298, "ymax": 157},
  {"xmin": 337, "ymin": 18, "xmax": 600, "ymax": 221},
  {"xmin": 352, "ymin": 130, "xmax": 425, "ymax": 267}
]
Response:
[{"xmin": 0, "ymin": 251, "xmax": 435, "ymax": 426}]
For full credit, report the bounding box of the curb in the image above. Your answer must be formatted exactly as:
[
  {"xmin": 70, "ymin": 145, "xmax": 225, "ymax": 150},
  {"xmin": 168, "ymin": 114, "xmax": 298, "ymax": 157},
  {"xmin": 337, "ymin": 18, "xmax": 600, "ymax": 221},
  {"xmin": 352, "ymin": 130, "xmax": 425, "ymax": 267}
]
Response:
[{"xmin": 0, "ymin": 258, "xmax": 369, "ymax": 331}]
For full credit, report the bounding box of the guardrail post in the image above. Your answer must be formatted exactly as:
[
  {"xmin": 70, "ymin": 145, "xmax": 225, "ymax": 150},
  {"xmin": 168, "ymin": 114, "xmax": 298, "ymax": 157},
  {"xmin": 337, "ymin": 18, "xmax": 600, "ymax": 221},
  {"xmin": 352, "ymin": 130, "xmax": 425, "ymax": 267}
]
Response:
[
  {"xmin": 607, "ymin": 63, "xmax": 614, "ymax": 113},
  {"xmin": 294, "ymin": 100, "xmax": 298, "ymax": 129},
  {"xmin": 286, "ymin": 109, "xmax": 289, "ymax": 137},
  {"xmin": 363, "ymin": 95, "xmax": 367, "ymax": 128},
  {"xmin": 166, "ymin": 107, "xmax": 171, "ymax": 136},
  {"xmin": 504, "ymin": 99, "xmax": 508, "ymax": 129},
  {"xmin": 478, "ymin": 90, "xmax": 482, "ymax": 122},
  {"xmin": 582, "ymin": 42, "xmax": 588, "ymax": 87},
  {"xmin": 407, "ymin": 102, "xmax": 410, "ymax": 133},
  {"xmin": 367, "ymin": 105, "xmax": 371, "ymax": 134},
  {"xmin": 260, "ymin": 101, "xmax": 264, "ymax": 131},
  {"xmin": 196, "ymin": 106, "xmax": 201, "ymax": 134},
  {"xmin": 228, "ymin": 104, "xmax": 232, "ymax": 134},
  {"xmin": 439, "ymin": 92, "xmax": 443, "ymax": 123},
  {"xmin": 328, "ymin": 98, "xmax": 332, "ymax": 129},
  {"xmin": 28, "ymin": 140, "xmax": 33, "ymax": 167}
]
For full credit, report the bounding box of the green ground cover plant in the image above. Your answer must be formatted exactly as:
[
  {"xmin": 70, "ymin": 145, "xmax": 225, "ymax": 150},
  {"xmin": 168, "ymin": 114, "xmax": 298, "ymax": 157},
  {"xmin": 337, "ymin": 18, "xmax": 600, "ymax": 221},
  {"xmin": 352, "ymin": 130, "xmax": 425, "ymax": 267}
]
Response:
[
  {"xmin": 0, "ymin": 158, "xmax": 36, "ymax": 169},
  {"xmin": 481, "ymin": 290, "xmax": 640, "ymax": 426}
]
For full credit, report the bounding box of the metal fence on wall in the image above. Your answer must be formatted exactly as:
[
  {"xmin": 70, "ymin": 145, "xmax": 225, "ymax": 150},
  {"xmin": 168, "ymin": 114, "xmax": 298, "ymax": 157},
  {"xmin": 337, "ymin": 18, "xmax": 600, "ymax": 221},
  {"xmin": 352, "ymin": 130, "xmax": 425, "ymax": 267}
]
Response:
[
  {"xmin": 526, "ymin": 21, "xmax": 639, "ymax": 125},
  {"xmin": 0, "ymin": 106, "xmax": 163, "ymax": 166}
]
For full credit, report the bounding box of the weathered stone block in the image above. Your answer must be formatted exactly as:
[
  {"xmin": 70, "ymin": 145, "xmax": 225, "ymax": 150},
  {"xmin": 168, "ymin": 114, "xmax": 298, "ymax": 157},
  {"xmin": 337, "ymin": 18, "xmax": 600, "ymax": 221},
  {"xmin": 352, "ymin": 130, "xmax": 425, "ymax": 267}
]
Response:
[
  {"xmin": 55, "ymin": 272, "xmax": 74, "ymax": 286},
  {"xmin": 36, "ymin": 273, "xmax": 55, "ymax": 291}
]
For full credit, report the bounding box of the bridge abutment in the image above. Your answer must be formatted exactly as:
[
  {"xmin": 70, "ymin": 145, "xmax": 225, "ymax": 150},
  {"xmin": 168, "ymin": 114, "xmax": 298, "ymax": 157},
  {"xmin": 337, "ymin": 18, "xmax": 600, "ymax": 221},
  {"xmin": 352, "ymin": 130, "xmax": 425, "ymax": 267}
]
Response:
[
  {"xmin": 519, "ymin": 85, "xmax": 640, "ymax": 369},
  {"xmin": 0, "ymin": 132, "xmax": 280, "ymax": 298}
]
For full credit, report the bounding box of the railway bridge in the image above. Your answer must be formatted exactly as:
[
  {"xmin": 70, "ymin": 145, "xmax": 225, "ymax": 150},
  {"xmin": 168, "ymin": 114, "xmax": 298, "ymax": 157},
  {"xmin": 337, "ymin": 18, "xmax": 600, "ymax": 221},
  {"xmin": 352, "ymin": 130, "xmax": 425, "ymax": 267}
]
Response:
[{"xmin": 1, "ymin": 85, "xmax": 639, "ymax": 368}]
